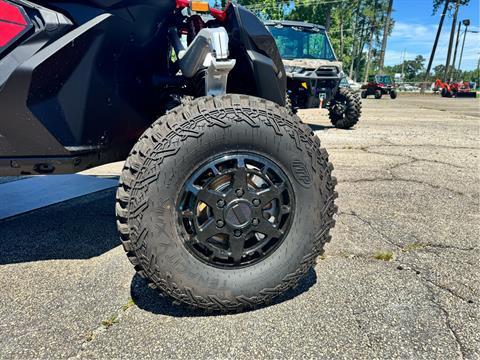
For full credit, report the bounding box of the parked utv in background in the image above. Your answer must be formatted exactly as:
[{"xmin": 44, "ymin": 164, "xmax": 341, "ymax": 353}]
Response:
[
  {"xmin": 265, "ymin": 20, "xmax": 362, "ymax": 130},
  {"xmin": 361, "ymin": 74, "xmax": 398, "ymax": 99},
  {"xmin": 0, "ymin": 0, "xmax": 337, "ymax": 311}
]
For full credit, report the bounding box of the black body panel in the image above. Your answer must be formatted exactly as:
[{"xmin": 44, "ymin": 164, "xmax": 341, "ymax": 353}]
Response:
[
  {"xmin": 0, "ymin": 1, "xmax": 286, "ymax": 175},
  {"xmin": 225, "ymin": 6, "xmax": 286, "ymax": 106},
  {"xmin": 0, "ymin": 0, "xmax": 175, "ymax": 174}
]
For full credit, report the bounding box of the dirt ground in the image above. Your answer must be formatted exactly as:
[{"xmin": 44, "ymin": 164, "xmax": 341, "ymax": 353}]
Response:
[{"xmin": 0, "ymin": 95, "xmax": 479, "ymax": 359}]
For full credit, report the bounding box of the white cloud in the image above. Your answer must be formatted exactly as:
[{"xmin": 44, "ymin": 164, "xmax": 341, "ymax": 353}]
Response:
[{"xmin": 385, "ymin": 21, "xmax": 480, "ymax": 70}]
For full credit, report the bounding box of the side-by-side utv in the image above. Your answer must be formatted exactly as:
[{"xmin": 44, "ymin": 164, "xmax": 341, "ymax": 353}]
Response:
[
  {"xmin": 361, "ymin": 74, "xmax": 398, "ymax": 99},
  {"xmin": 0, "ymin": 0, "xmax": 337, "ymax": 311},
  {"xmin": 265, "ymin": 20, "xmax": 362, "ymax": 129}
]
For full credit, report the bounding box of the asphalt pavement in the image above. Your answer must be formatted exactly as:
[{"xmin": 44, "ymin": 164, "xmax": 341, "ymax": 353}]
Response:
[{"xmin": 0, "ymin": 95, "xmax": 478, "ymax": 359}]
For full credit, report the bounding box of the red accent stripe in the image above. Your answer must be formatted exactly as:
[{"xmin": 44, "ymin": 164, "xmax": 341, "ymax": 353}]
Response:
[
  {"xmin": 176, "ymin": 0, "xmax": 190, "ymax": 8},
  {"xmin": 0, "ymin": 1, "xmax": 27, "ymax": 25},
  {"xmin": 0, "ymin": 21, "xmax": 25, "ymax": 46},
  {"xmin": 210, "ymin": 1, "xmax": 231, "ymax": 22}
]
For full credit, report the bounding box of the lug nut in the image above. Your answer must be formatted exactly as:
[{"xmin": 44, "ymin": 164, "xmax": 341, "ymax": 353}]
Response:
[
  {"xmin": 234, "ymin": 230, "xmax": 242, "ymax": 237},
  {"xmin": 217, "ymin": 199, "xmax": 226, "ymax": 208},
  {"xmin": 252, "ymin": 199, "xmax": 261, "ymax": 207},
  {"xmin": 216, "ymin": 220, "xmax": 225, "ymax": 228},
  {"xmin": 252, "ymin": 218, "xmax": 259, "ymax": 226},
  {"xmin": 235, "ymin": 189, "xmax": 244, "ymax": 197}
]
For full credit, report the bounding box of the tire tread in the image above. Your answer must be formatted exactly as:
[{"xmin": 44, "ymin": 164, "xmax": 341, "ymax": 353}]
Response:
[{"xmin": 116, "ymin": 94, "xmax": 337, "ymax": 312}]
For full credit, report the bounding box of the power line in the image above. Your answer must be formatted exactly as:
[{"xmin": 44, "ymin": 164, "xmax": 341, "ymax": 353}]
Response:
[{"xmin": 245, "ymin": 0, "xmax": 349, "ymax": 11}]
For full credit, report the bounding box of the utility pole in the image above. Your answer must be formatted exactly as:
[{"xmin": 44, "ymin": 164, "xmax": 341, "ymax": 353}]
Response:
[
  {"xmin": 348, "ymin": 1, "xmax": 361, "ymax": 78},
  {"xmin": 378, "ymin": 0, "xmax": 394, "ymax": 72},
  {"xmin": 444, "ymin": 0, "xmax": 461, "ymax": 81},
  {"xmin": 458, "ymin": 19, "xmax": 471, "ymax": 74},
  {"xmin": 450, "ymin": 21, "xmax": 462, "ymax": 81},
  {"xmin": 477, "ymin": 56, "xmax": 480, "ymax": 87},
  {"xmin": 401, "ymin": 49, "xmax": 406, "ymax": 81},
  {"xmin": 364, "ymin": 0, "xmax": 379, "ymax": 83},
  {"xmin": 424, "ymin": 0, "xmax": 450, "ymax": 81}
]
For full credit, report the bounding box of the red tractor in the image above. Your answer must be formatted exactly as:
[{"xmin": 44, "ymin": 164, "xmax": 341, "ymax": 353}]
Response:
[{"xmin": 434, "ymin": 79, "xmax": 476, "ymax": 98}]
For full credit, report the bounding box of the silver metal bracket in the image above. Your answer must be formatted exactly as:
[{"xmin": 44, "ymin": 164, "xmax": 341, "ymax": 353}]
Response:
[
  {"xmin": 169, "ymin": 26, "xmax": 235, "ymax": 96},
  {"xmin": 204, "ymin": 55, "xmax": 236, "ymax": 97}
]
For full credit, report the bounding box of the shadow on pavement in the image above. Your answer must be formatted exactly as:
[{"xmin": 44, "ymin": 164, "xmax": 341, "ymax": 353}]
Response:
[
  {"xmin": 306, "ymin": 124, "xmax": 336, "ymax": 131},
  {"xmin": 131, "ymin": 268, "xmax": 317, "ymax": 317},
  {"xmin": 0, "ymin": 189, "xmax": 120, "ymax": 265}
]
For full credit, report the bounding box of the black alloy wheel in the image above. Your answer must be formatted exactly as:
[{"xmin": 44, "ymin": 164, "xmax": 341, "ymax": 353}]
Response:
[{"xmin": 177, "ymin": 153, "xmax": 294, "ymax": 269}]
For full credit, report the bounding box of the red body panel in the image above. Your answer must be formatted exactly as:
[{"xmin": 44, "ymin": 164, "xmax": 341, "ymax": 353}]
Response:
[
  {"xmin": 0, "ymin": 21, "xmax": 24, "ymax": 46},
  {"xmin": 0, "ymin": 1, "xmax": 27, "ymax": 25},
  {"xmin": 0, "ymin": 0, "xmax": 31, "ymax": 51}
]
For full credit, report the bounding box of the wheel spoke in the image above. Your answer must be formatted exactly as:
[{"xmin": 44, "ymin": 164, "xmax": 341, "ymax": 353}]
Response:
[
  {"xmin": 256, "ymin": 218, "xmax": 283, "ymax": 239},
  {"xmin": 231, "ymin": 167, "xmax": 248, "ymax": 191},
  {"xmin": 197, "ymin": 219, "xmax": 220, "ymax": 242},
  {"xmin": 229, "ymin": 235, "xmax": 246, "ymax": 264},
  {"xmin": 197, "ymin": 188, "xmax": 224, "ymax": 208},
  {"xmin": 186, "ymin": 183, "xmax": 200, "ymax": 196},
  {"xmin": 257, "ymin": 183, "xmax": 286, "ymax": 205},
  {"xmin": 209, "ymin": 165, "xmax": 220, "ymax": 176}
]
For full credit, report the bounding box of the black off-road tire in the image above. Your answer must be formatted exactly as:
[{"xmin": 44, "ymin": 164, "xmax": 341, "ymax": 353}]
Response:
[
  {"xmin": 361, "ymin": 90, "xmax": 368, "ymax": 99},
  {"xmin": 328, "ymin": 87, "xmax": 362, "ymax": 129},
  {"xmin": 390, "ymin": 90, "xmax": 397, "ymax": 99},
  {"xmin": 286, "ymin": 92, "xmax": 297, "ymax": 114},
  {"xmin": 374, "ymin": 90, "xmax": 382, "ymax": 99},
  {"xmin": 116, "ymin": 94, "xmax": 338, "ymax": 312}
]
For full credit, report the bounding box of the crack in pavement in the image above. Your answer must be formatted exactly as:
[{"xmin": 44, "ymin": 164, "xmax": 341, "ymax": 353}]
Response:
[
  {"xmin": 323, "ymin": 252, "xmax": 474, "ymax": 358},
  {"xmin": 355, "ymin": 178, "xmax": 469, "ymax": 197},
  {"xmin": 335, "ymin": 144, "xmax": 471, "ymax": 170},
  {"xmin": 398, "ymin": 263, "xmax": 474, "ymax": 304},
  {"xmin": 67, "ymin": 302, "xmax": 136, "ymax": 359},
  {"xmin": 338, "ymin": 211, "xmax": 402, "ymax": 249},
  {"xmin": 336, "ymin": 212, "xmax": 477, "ymax": 304},
  {"xmin": 384, "ymin": 154, "xmax": 466, "ymax": 171},
  {"xmin": 337, "ymin": 159, "xmax": 473, "ymax": 198},
  {"xmin": 333, "ymin": 142, "xmax": 478, "ymax": 198},
  {"xmin": 400, "ymin": 264, "xmax": 470, "ymax": 359},
  {"xmin": 329, "ymin": 144, "xmax": 480, "ymax": 152},
  {"xmin": 425, "ymin": 243, "xmax": 476, "ymax": 252},
  {"xmin": 427, "ymin": 284, "xmax": 469, "ymax": 359}
]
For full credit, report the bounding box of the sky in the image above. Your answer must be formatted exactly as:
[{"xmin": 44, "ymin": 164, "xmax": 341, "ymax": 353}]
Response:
[
  {"xmin": 209, "ymin": 0, "xmax": 479, "ymax": 71},
  {"xmin": 385, "ymin": 0, "xmax": 480, "ymax": 71}
]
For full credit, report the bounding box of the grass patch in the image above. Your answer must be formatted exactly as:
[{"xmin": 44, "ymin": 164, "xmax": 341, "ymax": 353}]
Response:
[
  {"xmin": 122, "ymin": 298, "xmax": 136, "ymax": 311},
  {"xmin": 101, "ymin": 315, "xmax": 118, "ymax": 329},
  {"xmin": 402, "ymin": 242, "xmax": 429, "ymax": 253},
  {"xmin": 373, "ymin": 251, "xmax": 394, "ymax": 262},
  {"xmin": 85, "ymin": 331, "xmax": 94, "ymax": 342}
]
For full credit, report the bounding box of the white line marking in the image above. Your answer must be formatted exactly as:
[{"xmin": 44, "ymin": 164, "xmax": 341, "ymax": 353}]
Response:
[{"xmin": 0, "ymin": 175, "xmax": 118, "ymax": 220}]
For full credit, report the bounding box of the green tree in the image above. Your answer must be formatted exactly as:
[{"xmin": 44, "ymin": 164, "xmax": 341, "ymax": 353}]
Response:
[
  {"xmin": 433, "ymin": 0, "xmax": 470, "ymax": 14},
  {"xmin": 384, "ymin": 55, "xmax": 427, "ymax": 81},
  {"xmin": 433, "ymin": 64, "xmax": 446, "ymax": 79},
  {"xmin": 239, "ymin": 0, "xmax": 394, "ymax": 82}
]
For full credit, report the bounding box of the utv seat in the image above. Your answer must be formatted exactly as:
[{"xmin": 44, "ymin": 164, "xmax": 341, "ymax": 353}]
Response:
[{"xmin": 34, "ymin": 0, "xmax": 127, "ymax": 9}]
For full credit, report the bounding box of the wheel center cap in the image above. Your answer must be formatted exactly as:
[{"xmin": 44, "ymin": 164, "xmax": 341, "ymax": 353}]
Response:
[{"xmin": 224, "ymin": 201, "xmax": 252, "ymax": 228}]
